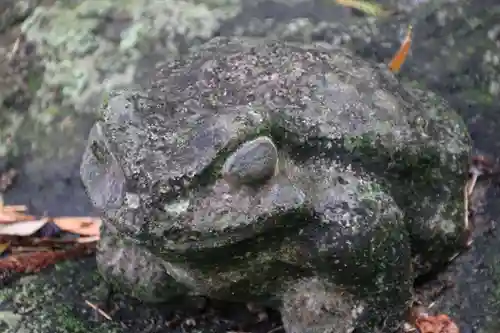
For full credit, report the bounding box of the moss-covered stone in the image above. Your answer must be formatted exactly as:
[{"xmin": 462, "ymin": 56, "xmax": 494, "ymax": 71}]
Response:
[
  {"xmin": 80, "ymin": 37, "xmax": 471, "ymax": 333},
  {"xmin": 0, "ymin": 260, "xmax": 122, "ymax": 333},
  {"xmin": 20, "ymin": 0, "xmax": 242, "ymax": 113}
]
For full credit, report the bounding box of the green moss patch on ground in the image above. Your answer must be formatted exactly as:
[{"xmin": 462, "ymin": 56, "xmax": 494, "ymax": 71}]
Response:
[
  {"xmin": 0, "ymin": 258, "xmax": 282, "ymax": 333},
  {"xmin": 0, "ymin": 260, "xmax": 121, "ymax": 333}
]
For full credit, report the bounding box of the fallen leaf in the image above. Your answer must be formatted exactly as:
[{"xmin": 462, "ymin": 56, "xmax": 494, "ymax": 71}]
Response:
[
  {"xmin": 1, "ymin": 205, "xmax": 27, "ymax": 213},
  {"xmin": 0, "ymin": 219, "xmax": 48, "ymax": 236},
  {"xmin": 0, "ymin": 242, "xmax": 10, "ymax": 255},
  {"xmin": 10, "ymin": 246, "xmax": 53, "ymax": 254},
  {"xmin": 0, "ymin": 235, "xmax": 91, "ymax": 248},
  {"xmin": 415, "ymin": 314, "xmax": 459, "ymax": 333},
  {"xmin": 335, "ymin": 0, "xmax": 386, "ymax": 16},
  {"xmin": 0, "ymin": 210, "xmax": 36, "ymax": 224},
  {"xmin": 52, "ymin": 217, "xmax": 101, "ymax": 236},
  {"xmin": 75, "ymin": 235, "xmax": 100, "ymax": 243},
  {"xmin": 44, "ymin": 235, "xmax": 100, "ymax": 244},
  {"xmin": 0, "ymin": 243, "xmax": 96, "ymax": 273},
  {"xmin": 389, "ymin": 25, "xmax": 413, "ymax": 73}
]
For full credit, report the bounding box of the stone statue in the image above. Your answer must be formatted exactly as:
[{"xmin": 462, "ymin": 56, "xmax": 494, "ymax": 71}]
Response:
[{"xmin": 80, "ymin": 37, "xmax": 472, "ymax": 333}]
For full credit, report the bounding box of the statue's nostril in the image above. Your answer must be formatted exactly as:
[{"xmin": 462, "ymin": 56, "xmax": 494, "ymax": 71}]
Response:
[{"xmin": 222, "ymin": 136, "xmax": 278, "ymax": 187}]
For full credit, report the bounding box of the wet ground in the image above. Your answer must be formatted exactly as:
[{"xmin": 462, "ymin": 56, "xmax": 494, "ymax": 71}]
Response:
[{"xmin": 1, "ymin": 0, "xmax": 500, "ymax": 333}]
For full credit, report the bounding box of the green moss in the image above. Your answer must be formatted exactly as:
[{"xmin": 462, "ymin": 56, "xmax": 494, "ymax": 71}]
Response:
[
  {"xmin": 482, "ymin": 255, "xmax": 500, "ymax": 333},
  {"xmin": 20, "ymin": 0, "xmax": 242, "ymax": 112},
  {"xmin": 27, "ymin": 71, "xmax": 43, "ymax": 94},
  {"xmin": 1, "ymin": 260, "xmax": 122, "ymax": 333},
  {"xmin": 459, "ymin": 89, "xmax": 494, "ymax": 104},
  {"xmin": 51, "ymin": 305, "xmax": 96, "ymax": 333}
]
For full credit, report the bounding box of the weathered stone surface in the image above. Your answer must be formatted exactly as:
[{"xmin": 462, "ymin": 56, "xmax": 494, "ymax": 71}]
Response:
[
  {"xmin": 222, "ymin": 136, "xmax": 278, "ymax": 186},
  {"xmin": 97, "ymin": 223, "xmax": 188, "ymax": 303},
  {"xmin": 2, "ymin": 0, "xmax": 500, "ymax": 332},
  {"xmin": 0, "ymin": 0, "xmax": 38, "ymax": 34},
  {"xmin": 281, "ymin": 277, "xmax": 364, "ymax": 333},
  {"xmin": 20, "ymin": 0, "xmax": 243, "ymax": 113},
  {"xmin": 80, "ymin": 36, "xmax": 471, "ymax": 332}
]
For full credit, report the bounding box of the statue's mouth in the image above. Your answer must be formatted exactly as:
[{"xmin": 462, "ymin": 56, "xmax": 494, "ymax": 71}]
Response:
[{"xmin": 148, "ymin": 175, "xmax": 309, "ymax": 253}]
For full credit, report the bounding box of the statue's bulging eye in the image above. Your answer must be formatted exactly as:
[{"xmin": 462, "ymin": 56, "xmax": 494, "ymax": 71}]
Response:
[{"xmin": 222, "ymin": 136, "xmax": 278, "ymax": 187}]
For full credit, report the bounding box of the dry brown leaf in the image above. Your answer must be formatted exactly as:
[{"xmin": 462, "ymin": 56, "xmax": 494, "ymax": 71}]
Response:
[
  {"xmin": 335, "ymin": 0, "xmax": 386, "ymax": 16},
  {"xmin": 41, "ymin": 235, "xmax": 100, "ymax": 244},
  {"xmin": 52, "ymin": 217, "xmax": 101, "ymax": 236},
  {"xmin": 0, "ymin": 211, "xmax": 36, "ymax": 224},
  {"xmin": 415, "ymin": 314, "xmax": 459, "ymax": 333},
  {"xmin": 75, "ymin": 235, "xmax": 100, "ymax": 243},
  {"xmin": 0, "ymin": 243, "xmax": 96, "ymax": 273},
  {"xmin": 0, "ymin": 242, "xmax": 10, "ymax": 255},
  {"xmin": 10, "ymin": 246, "xmax": 53, "ymax": 254},
  {"xmin": 1, "ymin": 205, "xmax": 27, "ymax": 213},
  {"xmin": 0, "ymin": 218, "xmax": 49, "ymax": 236}
]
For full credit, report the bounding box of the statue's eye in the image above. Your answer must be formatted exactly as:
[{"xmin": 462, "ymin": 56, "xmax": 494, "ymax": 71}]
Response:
[{"xmin": 222, "ymin": 136, "xmax": 278, "ymax": 187}]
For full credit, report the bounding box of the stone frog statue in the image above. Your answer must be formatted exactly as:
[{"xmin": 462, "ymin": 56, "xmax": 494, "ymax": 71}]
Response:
[{"xmin": 80, "ymin": 37, "xmax": 472, "ymax": 333}]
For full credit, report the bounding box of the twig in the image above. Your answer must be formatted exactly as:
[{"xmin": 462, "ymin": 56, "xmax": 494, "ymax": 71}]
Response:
[
  {"xmin": 267, "ymin": 326, "xmax": 284, "ymax": 333},
  {"xmin": 7, "ymin": 37, "xmax": 21, "ymax": 62},
  {"xmin": 85, "ymin": 300, "xmax": 112, "ymax": 320}
]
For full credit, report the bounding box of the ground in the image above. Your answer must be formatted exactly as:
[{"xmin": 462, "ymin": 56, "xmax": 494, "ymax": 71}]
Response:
[
  {"xmin": 0, "ymin": 259, "xmax": 283, "ymax": 333},
  {"xmin": 1, "ymin": 0, "xmax": 500, "ymax": 332}
]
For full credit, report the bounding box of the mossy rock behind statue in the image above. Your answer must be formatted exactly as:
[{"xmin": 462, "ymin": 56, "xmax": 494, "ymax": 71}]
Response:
[{"xmin": 80, "ymin": 37, "xmax": 471, "ymax": 333}]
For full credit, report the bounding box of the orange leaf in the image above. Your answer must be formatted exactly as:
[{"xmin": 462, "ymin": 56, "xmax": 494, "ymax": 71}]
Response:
[
  {"xmin": 0, "ymin": 211, "xmax": 36, "ymax": 224},
  {"xmin": 388, "ymin": 25, "xmax": 412, "ymax": 73},
  {"xmin": 52, "ymin": 217, "xmax": 101, "ymax": 236},
  {"xmin": 0, "ymin": 242, "xmax": 10, "ymax": 255},
  {"xmin": 0, "ymin": 243, "xmax": 96, "ymax": 273},
  {"xmin": 415, "ymin": 314, "xmax": 459, "ymax": 333}
]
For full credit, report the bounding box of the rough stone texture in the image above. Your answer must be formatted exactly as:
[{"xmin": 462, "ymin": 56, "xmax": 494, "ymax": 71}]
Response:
[
  {"xmin": 20, "ymin": 0, "xmax": 243, "ymax": 113},
  {"xmin": 222, "ymin": 136, "xmax": 279, "ymax": 186},
  {"xmin": 80, "ymin": 37, "xmax": 470, "ymax": 332},
  {"xmin": 97, "ymin": 223, "xmax": 189, "ymax": 303},
  {"xmin": 1, "ymin": 0, "xmax": 500, "ymax": 333},
  {"xmin": 280, "ymin": 277, "xmax": 365, "ymax": 333},
  {"xmin": 0, "ymin": 0, "xmax": 39, "ymax": 34}
]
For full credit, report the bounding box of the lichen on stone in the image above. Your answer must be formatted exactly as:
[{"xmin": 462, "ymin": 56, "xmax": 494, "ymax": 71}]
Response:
[{"xmin": 21, "ymin": 0, "xmax": 242, "ymax": 112}]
